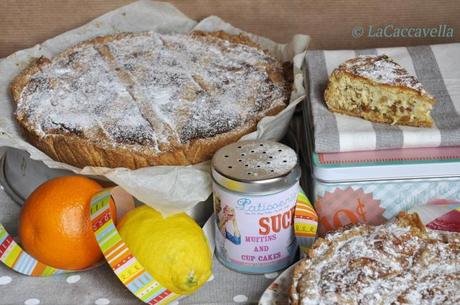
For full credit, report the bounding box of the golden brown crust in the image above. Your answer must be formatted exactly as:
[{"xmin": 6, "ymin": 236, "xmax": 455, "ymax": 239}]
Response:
[
  {"xmin": 289, "ymin": 259, "xmax": 307, "ymax": 305},
  {"xmin": 333, "ymin": 56, "xmax": 437, "ymax": 104},
  {"xmin": 10, "ymin": 31, "xmax": 289, "ymax": 169},
  {"xmin": 289, "ymin": 213, "xmax": 458, "ymax": 305},
  {"xmin": 10, "ymin": 56, "xmax": 51, "ymax": 104},
  {"xmin": 18, "ymin": 106, "xmax": 284, "ymax": 169},
  {"xmin": 395, "ymin": 211, "xmax": 426, "ymax": 233},
  {"xmin": 324, "ymin": 56, "xmax": 436, "ymax": 128}
]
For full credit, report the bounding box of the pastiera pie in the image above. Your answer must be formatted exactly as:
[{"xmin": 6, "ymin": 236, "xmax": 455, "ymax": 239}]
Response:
[
  {"xmin": 11, "ymin": 31, "xmax": 290, "ymax": 169},
  {"xmin": 324, "ymin": 55, "xmax": 437, "ymax": 127},
  {"xmin": 290, "ymin": 213, "xmax": 460, "ymax": 305}
]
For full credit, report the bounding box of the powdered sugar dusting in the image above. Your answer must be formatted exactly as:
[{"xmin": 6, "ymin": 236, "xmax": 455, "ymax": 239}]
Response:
[
  {"xmin": 15, "ymin": 31, "xmax": 288, "ymax": 154},
  {"xmin": 293, "ymin": 216, "xmax": 460, "ymax": 305},
  {"xmin": 339, "ymin": 55, "xmax": 432, "ymax": 98}
]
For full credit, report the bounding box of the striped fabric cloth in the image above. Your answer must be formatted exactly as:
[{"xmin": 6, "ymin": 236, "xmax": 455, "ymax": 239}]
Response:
[{"xmin": 306, "ymin": 43, "xmax": 460, "ymax": 153}]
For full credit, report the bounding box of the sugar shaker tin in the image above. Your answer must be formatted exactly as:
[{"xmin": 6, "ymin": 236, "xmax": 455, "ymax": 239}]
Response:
[{"xmin": 211, "ymin": 140, "xmax": 301, "ymax": 274}]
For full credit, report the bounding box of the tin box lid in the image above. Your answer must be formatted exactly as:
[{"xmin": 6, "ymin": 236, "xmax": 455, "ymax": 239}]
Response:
[
  {"xmin": 312, "ymin": 146, "xmax": 460, "ymax": 182},
  {"xmin": 212, "ymin": 140, "xmax": 300, "ymax": 194}
]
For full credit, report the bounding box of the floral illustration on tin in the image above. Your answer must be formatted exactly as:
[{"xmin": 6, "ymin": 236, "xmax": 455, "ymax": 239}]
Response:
[{"xmin": 315, "ymin": 187, "xmax": 386, "ymax": 235}]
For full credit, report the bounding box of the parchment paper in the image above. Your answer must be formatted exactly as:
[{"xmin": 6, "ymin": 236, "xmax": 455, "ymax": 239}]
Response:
[{"xmin": 0, "ymin": 0, "xmax": 309, "ymax": 215}]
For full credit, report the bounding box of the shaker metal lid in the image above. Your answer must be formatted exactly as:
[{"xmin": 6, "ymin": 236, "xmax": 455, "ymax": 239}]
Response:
[{"xmin": 211, "ymin": 141, "xmax": 300, "ymax": 193}]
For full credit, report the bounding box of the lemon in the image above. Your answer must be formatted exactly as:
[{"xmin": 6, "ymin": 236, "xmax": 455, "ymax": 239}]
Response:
[{"xmin": 117, "ymin": 205, "xmax": 212, "ymax": 295}]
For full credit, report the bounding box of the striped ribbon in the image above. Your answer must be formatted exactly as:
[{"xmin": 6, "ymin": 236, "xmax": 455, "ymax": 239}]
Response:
[
  {"xmin": 0, "ymin": 223, "xmax": 66, "ymax": 276},
  {"xmin": 90, "ymin": 189, "xmax": 179, "ymax": 305},
  {"xmin": 1, "ymin": 187, "xmax": 315, "ymax": 304},
  {"xmin": 294, "ymin": 191, "xmax": 318, "ymax": 255}
]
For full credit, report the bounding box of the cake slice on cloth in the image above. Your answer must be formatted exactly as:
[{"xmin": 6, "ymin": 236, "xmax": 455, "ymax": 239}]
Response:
[{"xmin": 324, "ymin": 55, "xmax": 437, "ymax": 127}]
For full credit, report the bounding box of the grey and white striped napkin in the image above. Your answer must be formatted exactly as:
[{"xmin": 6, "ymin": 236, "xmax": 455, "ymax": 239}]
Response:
[{"xmin": 305, "ymin": 43, "xmax": 460, "ymax": 153}]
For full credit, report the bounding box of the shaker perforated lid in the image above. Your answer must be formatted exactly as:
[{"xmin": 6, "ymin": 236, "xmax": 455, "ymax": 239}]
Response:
[{"xmin": 211, "ymin": 141, "xmax": 300, "ymax": 194}]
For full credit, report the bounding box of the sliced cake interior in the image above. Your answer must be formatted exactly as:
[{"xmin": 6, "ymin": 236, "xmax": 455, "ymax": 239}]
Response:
[{"xmin": 324, "ymin": 55, "xmax": 437, "ymax": 128}]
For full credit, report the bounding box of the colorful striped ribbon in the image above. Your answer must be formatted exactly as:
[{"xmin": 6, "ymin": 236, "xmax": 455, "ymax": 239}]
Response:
[
  {"xmin": 90, "ymin": 189, "xmax": 179, "ymax": 305},
  {"xmin": 0, "ymin": 186, "xmax": 314, "ymax": 305},
  {"xmin": 294, "ymin": 191, "xmax": 318, "ymax": 255},
  {"xmin": 0, "ymin": 223, "xmax": 67, "ymax": 276}
]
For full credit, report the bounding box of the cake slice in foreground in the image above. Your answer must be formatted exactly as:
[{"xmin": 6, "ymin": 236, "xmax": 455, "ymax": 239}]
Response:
[{"xmin": 324, "ymin": 55, "xmax": 437, "ymax": 127}]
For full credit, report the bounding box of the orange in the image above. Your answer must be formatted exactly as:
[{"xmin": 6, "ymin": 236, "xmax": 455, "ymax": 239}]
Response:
[{"xmin": 19, "ymin": 176, "xmax": 116, "ymax": 270}]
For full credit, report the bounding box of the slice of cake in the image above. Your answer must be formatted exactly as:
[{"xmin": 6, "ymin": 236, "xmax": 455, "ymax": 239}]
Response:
[{"xmin": 324, "ymin": 55, "xmax": 437, "ymax": 127}]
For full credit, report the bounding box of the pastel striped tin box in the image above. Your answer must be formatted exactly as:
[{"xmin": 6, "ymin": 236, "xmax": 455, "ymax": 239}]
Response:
[{"xmin": 302, "ymin": 138, "xmax": 460, "ymax": 234}]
